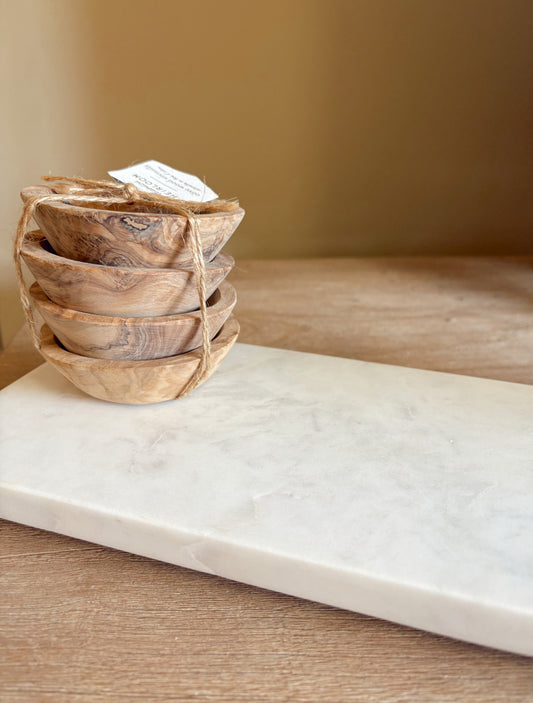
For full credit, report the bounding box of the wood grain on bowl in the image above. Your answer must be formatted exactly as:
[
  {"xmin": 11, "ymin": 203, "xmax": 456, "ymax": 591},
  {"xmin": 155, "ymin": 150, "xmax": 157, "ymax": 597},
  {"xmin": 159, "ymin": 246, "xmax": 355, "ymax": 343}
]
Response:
[
  {"xmin": 37, "ymin": 317, "xmax": 240, "ymax": 404},
  {"xmin": 21, "ymin": 186, "xmax": 245, "ymax": 268},
  {"xmin": 30, "ymin": 281, "xmax": 237, "ymax": 361},
  {"xmin": 21, "ymin": 231, "xmax": 234, "ymax": 317}
]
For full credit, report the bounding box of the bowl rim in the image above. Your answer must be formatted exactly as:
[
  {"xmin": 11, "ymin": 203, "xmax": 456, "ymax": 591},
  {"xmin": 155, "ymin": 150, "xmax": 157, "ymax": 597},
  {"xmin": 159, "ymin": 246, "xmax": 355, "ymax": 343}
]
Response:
[
  {"xmin": 22, "ymin": 186, "xmax": 245, "ymax": 221},
  {"xmin": 39, "ymin": 317, "xmax": 240, "ymax": 370},
  {"xmin": 30, "ymin": 280, "xmax": 237, "ymax": 326},
  {"xmin": 21, "ymin": 231, "xmax": 235, "ymax": 275}
]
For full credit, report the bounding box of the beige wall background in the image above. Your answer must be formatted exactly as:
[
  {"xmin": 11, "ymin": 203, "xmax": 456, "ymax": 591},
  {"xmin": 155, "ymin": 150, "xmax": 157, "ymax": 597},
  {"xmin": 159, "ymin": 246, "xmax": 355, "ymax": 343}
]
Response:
[{"xmin": 1, "ymin": 0, "xmax": 532, "ymax": 343}]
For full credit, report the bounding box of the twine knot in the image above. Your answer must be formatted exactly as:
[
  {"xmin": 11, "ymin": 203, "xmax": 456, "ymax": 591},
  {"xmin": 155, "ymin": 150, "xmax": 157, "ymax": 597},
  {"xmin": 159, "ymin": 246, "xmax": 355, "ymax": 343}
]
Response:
[
  {"xmin": 14, "ymin": 175, "xmax": 240, "ymax": 399},
  {"xmin": 122, "ymin": 182, "xmax": 140, "ymax": 200}
]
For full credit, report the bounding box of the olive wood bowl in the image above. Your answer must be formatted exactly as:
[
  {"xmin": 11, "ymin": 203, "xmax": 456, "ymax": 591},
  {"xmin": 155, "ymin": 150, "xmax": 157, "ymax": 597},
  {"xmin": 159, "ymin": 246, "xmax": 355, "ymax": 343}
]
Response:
[
  {"xmin": 22, "ymin": 231, "xmax": 234, "ymax": 317},
  {"xmin": 38, "ymin": 317, "xmax": 240, "ymax": 404},
  {"xmin": 30, "ymin": 281, "xmax": 237, "ymax": 361},
  {"xmin": 21, "ymin": 185, "xmax": 245, "ymax": 268}
]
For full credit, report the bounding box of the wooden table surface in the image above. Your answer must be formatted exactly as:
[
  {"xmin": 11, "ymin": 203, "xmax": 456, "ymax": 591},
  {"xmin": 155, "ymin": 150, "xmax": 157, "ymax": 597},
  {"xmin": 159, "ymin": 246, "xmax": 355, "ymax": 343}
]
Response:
[{"xmin": 2, "ymin": 257, "xmax": 533, "ymax": 701}]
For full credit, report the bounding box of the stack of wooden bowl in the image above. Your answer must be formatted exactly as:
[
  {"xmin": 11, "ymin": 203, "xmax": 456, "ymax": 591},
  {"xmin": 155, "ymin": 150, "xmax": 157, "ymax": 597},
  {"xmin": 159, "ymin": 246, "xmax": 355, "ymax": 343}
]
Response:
[{"xmin": 20, "ymin": 186, "xmax": 245, "ymax": 404}]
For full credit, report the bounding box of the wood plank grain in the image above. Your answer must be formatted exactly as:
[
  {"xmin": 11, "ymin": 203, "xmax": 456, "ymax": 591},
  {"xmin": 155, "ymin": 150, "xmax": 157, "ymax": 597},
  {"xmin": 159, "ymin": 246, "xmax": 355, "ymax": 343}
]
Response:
[
  {"xmin": 2, "ymin": 257, "xmax": 533, "ymax": 701},
  {"xmin": 230, "ymin": 257, "xmax": 533, "ymax": 384},
  {"xmin": 0, "ymin": 326, "xmax": 43, "ymax": 390}
]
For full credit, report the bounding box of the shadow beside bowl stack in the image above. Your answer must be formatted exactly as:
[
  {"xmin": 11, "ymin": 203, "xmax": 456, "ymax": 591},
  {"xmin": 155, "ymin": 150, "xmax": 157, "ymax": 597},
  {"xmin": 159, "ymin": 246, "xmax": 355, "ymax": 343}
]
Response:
[{"xmin": 20, "ymin": 185, "xmax": 245, "ymax": 404}]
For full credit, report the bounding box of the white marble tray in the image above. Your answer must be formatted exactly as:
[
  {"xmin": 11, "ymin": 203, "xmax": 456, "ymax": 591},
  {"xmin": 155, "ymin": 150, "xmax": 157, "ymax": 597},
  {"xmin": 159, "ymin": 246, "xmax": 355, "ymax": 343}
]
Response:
[{"xmin": 1, "ymin": 343, "xmax": 532, "ymax": 656}]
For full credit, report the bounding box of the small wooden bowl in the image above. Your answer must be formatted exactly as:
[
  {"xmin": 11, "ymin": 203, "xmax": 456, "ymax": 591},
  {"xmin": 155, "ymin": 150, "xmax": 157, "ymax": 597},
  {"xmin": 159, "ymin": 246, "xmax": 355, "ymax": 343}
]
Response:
[
  {"xmin": 30, "ymin": 281, "xmax": 237, "ymax": 361},
  {"xmin": 38, "ymin": 318, "xmax": 240, "ymax": 404},
  {"xmin": 21, "ymin": 186, "xmax": 245, "ymax": 268},
  {"xmin": 22, "ymin": 231, "xmax": 234, "ymax": 317}
]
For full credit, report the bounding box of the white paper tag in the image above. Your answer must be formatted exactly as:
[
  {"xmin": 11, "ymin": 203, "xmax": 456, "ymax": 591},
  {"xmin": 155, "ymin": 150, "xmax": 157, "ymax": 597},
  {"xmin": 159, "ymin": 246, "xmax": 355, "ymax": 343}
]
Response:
[{"xmin": 108, "ymin": 160, "xmax": 218, "ymax": 202}]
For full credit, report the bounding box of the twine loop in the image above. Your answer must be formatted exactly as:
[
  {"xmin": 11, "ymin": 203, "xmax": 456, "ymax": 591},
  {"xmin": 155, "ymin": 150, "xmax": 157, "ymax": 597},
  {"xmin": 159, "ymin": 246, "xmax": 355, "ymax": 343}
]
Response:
[{"xmin": 13, "ymin": 175, "xmax": 240, "ymax": 399}]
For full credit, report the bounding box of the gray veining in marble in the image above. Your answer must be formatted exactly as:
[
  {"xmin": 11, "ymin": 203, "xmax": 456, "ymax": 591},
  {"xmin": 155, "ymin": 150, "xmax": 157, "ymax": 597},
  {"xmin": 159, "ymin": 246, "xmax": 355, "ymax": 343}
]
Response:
[{"xmin": 1, "ymin": 343, "xmax": 532, "ymax": 656}]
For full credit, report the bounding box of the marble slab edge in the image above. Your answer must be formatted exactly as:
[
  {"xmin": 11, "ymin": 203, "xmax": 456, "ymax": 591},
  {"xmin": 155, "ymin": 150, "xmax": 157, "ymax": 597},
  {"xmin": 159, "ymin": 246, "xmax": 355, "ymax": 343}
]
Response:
[{"xmin": 2, "ymin": 482, "xmax": 532, "ymax": 658}]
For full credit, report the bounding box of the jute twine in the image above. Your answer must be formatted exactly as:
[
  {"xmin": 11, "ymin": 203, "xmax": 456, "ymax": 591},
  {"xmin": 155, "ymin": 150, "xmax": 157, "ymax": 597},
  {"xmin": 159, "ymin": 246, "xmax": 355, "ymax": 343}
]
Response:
[{"xmin": 13, "ymin": 175, "xmax": 240, "ymax": 399}]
